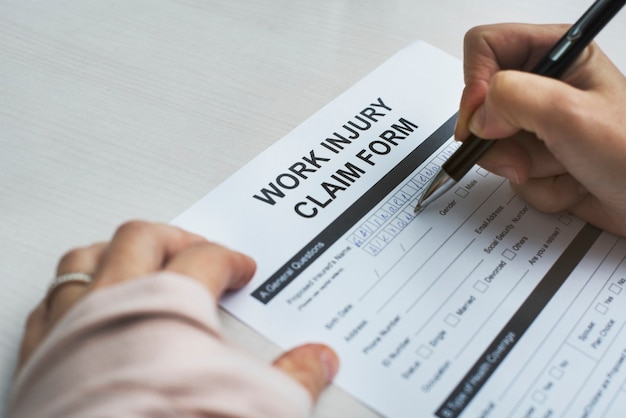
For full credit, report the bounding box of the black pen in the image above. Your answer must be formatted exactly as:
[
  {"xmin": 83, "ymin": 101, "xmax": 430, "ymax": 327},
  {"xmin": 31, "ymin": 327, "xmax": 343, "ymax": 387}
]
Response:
[{"xmin": 415, "ymin": 0, "xmax": 626, "ymax": 212}]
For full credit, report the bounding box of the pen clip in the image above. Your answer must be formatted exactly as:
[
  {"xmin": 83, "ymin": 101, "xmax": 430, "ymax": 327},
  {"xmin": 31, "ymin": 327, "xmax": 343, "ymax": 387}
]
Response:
[
  {"xmin": 550, "ymin": 0, "xmax": 610, "ymax": 61},
  {"xmin": 543, "ymin": 0, "xmax": 625, "ymax": 75}
]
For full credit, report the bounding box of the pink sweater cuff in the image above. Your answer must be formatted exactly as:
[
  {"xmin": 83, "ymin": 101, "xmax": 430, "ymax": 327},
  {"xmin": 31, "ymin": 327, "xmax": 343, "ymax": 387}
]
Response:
[{"xmin": 9, "ymin": 272, "xmax": 312, "ymax": 418}]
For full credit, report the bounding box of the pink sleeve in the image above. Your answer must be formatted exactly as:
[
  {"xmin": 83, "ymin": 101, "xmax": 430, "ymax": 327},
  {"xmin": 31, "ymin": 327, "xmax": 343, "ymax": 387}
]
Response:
[{"xmin": 8, "ymin": 272, "xmax": 313, "ymax": 418}]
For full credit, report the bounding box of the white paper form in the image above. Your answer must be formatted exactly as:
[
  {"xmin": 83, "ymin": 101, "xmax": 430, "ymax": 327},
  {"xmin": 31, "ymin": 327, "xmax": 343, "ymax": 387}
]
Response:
[{"xmin": 172, "ymin": 42, "xmax": 626, "ymax": 417}]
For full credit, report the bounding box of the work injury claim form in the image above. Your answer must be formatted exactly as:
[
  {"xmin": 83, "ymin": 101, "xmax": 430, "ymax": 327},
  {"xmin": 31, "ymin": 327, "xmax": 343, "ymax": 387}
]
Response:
[{"xmin": 173, "ymin": 42, "xmax": 626, "ymax": 417}]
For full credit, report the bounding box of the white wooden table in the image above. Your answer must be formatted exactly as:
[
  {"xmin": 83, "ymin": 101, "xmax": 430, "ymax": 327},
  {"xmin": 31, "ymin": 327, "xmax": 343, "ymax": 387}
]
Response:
[{"xmin": 1, "ymin": 0, "xmax": 624, "ymax": 415}]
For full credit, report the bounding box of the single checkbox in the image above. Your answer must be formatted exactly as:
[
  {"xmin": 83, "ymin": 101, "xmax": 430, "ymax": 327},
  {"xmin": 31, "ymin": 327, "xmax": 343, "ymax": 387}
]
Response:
[{"xmin": 417, "ymin": 345, "xmax": 432, "ymax": 359}]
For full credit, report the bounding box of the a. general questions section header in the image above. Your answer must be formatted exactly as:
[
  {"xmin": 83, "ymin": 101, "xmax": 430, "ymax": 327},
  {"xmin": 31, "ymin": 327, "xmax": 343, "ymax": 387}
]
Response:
[{"xmin": 251, "ymin": 114, "xmax": 458, "ymax": 304}]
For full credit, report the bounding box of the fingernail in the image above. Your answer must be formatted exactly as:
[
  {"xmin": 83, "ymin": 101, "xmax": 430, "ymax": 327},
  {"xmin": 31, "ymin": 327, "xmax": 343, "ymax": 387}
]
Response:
[
  {"xmin": 319, "ymin": 347, "xmax": 339, "ymax": 383},
  {"xmin": 493, "ymin": 166, "xmax": 520, "ymax": 184},
  {"xmin": 469, "ymin": 105, "xmax": 486, "ymax": 136}
]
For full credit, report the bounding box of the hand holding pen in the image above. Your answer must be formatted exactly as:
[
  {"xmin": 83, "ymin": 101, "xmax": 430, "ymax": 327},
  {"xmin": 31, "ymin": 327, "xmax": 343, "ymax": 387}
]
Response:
[{"xmin": 416, "ymin": 0, "xmax": 626, "ymax": 236}]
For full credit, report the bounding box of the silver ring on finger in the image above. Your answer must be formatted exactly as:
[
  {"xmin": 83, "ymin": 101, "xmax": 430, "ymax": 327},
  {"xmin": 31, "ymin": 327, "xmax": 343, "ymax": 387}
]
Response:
[{"xmin": 48, "ymin": 272, "xmax": 94, "ymax": 296}]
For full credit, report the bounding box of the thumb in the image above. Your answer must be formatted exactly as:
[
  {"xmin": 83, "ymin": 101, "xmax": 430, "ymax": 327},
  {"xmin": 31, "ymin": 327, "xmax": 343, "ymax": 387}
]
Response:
[{"xmin": 273, "ymin": 343, "xmax": 339, "ymax": 402}]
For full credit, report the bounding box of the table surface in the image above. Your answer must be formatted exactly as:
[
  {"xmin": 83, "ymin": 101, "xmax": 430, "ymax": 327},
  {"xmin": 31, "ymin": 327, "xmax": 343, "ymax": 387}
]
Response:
[{"xmin": 2, "ymin": 0, "xmax": 625, "ymax": 415}]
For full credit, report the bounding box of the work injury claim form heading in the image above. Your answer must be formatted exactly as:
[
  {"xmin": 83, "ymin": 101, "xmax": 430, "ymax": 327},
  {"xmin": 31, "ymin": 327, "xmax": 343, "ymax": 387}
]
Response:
[{"xmin": 173, "ymin": 42, "xmax": 626, "ymax": 418}]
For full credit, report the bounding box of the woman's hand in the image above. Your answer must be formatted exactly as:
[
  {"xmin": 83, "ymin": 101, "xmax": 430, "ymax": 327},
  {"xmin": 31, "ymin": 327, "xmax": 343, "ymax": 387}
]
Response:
[
  {"xmin": 18, "ymin": 221, "xmax": 339, "ymax": 403},
  {"xmin": 455, "ymin": 23, "xmax": 626, "ymax": 236}
]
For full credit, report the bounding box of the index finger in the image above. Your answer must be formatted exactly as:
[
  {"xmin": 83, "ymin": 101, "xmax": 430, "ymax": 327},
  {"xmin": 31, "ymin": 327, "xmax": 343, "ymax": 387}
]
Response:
[
  {"xmin": 163, "ymin": 242, "xmax": 256, "ymax": 299},
  {"xmin": 456, "ymin": 23, "xmax": 568, "ymax": 141},
  {"xmin": 463, "ymin": 23, "xmax": 568, "ymax": 83},
  {"xmin": 93, "ymin": 221, "xmax": 207, "ymax": 288}
]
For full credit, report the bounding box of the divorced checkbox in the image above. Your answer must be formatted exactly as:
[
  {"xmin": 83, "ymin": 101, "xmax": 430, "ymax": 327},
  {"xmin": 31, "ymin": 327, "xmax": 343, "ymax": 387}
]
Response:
[{"xmin": 502, "ymin": 249, "xmax": 516, "ymax": 260}]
